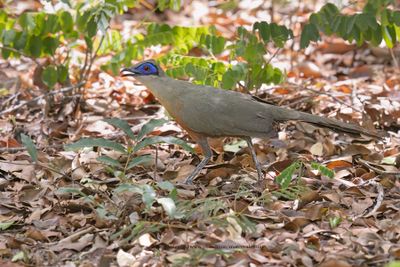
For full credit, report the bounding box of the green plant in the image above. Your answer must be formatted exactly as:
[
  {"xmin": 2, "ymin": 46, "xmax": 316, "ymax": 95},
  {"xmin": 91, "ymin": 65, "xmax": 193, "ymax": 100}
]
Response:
[
  {"xmin": 328, "ymin": 216, "xmax": 342, "ymax": 228},
  {"xmin": 2, "ymin": 1, "xmax": 399, "ymax": 93},
  {"xmin": 301, "ymin": 1, "xmax": 400, "ymax": 49},
  {"xmin": 111, "ymin": 21, "xmax": 292, "ymax": 89},
  {"xmin": 64, "ymin": 118, "xmax": 194, "ymax": 180},
  {"xmin": 0, "ymin": 1, "xmax": 182, "ymax": 88},
  {"xmin": 275, "ymin": 161, "xmax": 334, "ymax": 189},
  {"xmin": 386, "ymin": 261, "xmax": 400, "ymax": 267}
]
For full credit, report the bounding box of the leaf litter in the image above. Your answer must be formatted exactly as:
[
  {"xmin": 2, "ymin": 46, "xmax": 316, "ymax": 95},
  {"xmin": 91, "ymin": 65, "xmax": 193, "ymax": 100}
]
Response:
[{"xmin": 0, "ymin": 1, "xmax": 399, "ymax": 266}]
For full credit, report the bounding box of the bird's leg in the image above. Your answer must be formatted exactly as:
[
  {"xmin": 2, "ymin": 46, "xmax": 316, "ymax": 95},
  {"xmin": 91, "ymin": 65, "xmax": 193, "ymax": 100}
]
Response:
[
  {"xmin": 184, "ymin": 134, "xmax": 212, "ymax": 184},
  {"xmin": 245, "ymin": 137, "xmax": 264, "ymax": 181}
]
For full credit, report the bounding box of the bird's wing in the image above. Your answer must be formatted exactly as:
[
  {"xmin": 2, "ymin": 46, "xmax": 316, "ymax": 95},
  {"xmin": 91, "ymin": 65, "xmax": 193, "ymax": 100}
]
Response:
[{"xmin": 176, "ymin": 83, "xmax": 276, "ymax": 138}]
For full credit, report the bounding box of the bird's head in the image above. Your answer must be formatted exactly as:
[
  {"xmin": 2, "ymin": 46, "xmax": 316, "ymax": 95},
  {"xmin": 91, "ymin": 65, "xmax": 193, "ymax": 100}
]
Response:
[{"xmin": 121, "ymin": 59, "xmax": 164, "ymax": 77}]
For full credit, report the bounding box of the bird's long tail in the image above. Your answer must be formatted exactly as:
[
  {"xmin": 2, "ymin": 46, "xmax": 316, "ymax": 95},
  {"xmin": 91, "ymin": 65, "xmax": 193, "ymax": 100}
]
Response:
[{"xmin": 272, "ymin": 107, "xmax": 383, "ymax": 138}]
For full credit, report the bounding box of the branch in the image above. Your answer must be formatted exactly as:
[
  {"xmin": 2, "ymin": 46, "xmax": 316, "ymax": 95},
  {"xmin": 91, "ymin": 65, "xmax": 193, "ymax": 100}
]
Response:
[
  {"xmin": 0, "ymin": 82, "xmax": 85, "ymax": 116},
  {"xmin": 79, "ymin": 34, "xmax": 106, "ymax": 84},
  {"xmin": 0, "ymin": 45, "xmax": 42, "ymax": 67},
  {"xmin": 287, "ymin": 82, "xmax": 364, "ymax": 113}
]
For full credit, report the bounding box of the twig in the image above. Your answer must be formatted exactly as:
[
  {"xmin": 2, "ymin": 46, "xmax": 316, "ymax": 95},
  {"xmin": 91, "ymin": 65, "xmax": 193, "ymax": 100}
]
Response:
[
  {"xmin": 79, "ymin": 44, "xmax": 91, "ymax": 84},
  {"xmin": 357, "ymin": 158, "xmax": 400, "ymax": 176},
  {"xmin": 154, "ymin": 145, "xmax": 158, "ymax": 181},
  {"xmin": 0, "ymin": 92, "xmax": 21, "ymax": 108},
  {"xmin": 0, "ymin": 45, "xmax": 42, "ymax": 66},
  {"xmin": 283, "ymin": 95, "xmax": 315, "ymax": 108},
  {"xmin": 362, "ymin": 180, "xmax": 384, "ymax": 218},
  {"xmin": 0, "ymin": 159, "xmax": 72, "ymax": 181},
  {"xmin": 0, "ymin": 144, "xmax": 63, "ymax": 153},
  {"xmin": 81, "ymin": 34, "xmax": 106, "ymax": 84},
  {"xmin": 288, "ymin": 82, "xmax": 364, "ymax": 113},
  {"xmin": 265, "ymin": 47, "xmax": 282, "ymax": 66},
  {"xmin": 0, "ymin": 82, "xmax": 84, "ymax": 116},
  {"xmin": 47, "ymin": 226, "xmax": 95, "ymax": 245},
  {"xmin": 389, "ymin": 48, "xmax": 399, "ymax": 69}
]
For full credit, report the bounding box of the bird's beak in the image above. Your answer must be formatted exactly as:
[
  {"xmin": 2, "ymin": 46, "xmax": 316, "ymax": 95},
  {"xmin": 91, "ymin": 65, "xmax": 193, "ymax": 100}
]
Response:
[{"xmin": 120, "ymin": 67, "xmax": 139, "ymax": 77}]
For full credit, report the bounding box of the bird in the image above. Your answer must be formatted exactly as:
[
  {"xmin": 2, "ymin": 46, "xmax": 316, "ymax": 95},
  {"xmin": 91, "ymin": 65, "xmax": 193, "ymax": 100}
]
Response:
[{"xmin": 121, "ymin": 59, "xmax": 382, "ymax": 184}]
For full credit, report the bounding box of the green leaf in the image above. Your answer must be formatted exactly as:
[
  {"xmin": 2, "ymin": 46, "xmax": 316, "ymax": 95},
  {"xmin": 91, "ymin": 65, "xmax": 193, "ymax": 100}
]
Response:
[
  {"xmin": 393, "ymin": 11, "xmax": 400, "ymax": 26},
  {"xmin": 381, "ymin": 156, "xmax": 396, "ymax": 165},
  {"xmin": 345, "ymin": 15, "xmax": 357, "ymax": 35},
  {"xmin": 221, "ymin": 63, "xmax": 246, "ymax": 89},
  {"xmin": 300, "ymin": 23, "xmax": 320, "ymax": 49},
  {"xmin": 13, "ymin": 31, "xmax": 27, "ymax": 50},
  {"xmin": 272, "ymin": 67, "xmax": 283, "ymax": 84},
  {"xmin": 352, "ymin": 26, "xmax": 364, "ymax": 46},
  {"xmin": 96, "ymin": 155, "xmax": 122, "ymax": 168},
  {"xmin": 157, "ymin": 197, "xmax": 183, "ymax": 218},
  {"xmin": 0, "ymin": 10, "xmax": 7, "ymax": 24},
  {"xmin": 169, "ymin": 0, "xmax": 182, "ymax": 11},
  {"xmin": 221, "ymin": 69, "xmax": 238, "ymax": 89},
  {"xmin": 2, "ymin": 29, "xmax": 15, "ymax": 46},
  {"xmin": 157, "ymin": 181, "xmax": 175, "ymax": 191},
  {"xmin": 57, "ymin": 65, "xmax": 68, "ymax": 83},
  {"xmin": 56, "ymin": 187, "xmax": 86, "ymax": 197},
  {"xmin": 329, "ymin": 216, "xmax": 341, "ymax": 228},
  {"xmin": 64, "ymin": 138, "xmax": 126, "ymax": 153},
  {"xmin": 386, "ymin": 261, "xmax": 400, "ymax": 267},
  {"xmin": 134, "ymin": 136, "xmax": 194, "ymax": 153},
  {"xmin": 320, "ymin": 3, "xmax": 340, "ymax": 21},
  {"xmin": 96, "ymin": 205, "xmax": 117, "ymax": 220},
  {"xmin": 42, "ymin": 65, "xmax": 58, "ymax": 88},
  {"xmin": 1, "ymin": 48, "xmax": 11, "ymax": 59},
  {"xmin": 382, "ymin": 25, "xmax": 396, "ymax": 48},
  {"xmin": 103, "ymin": 118, "xmax": 136, "ymax": 140},
  {"xmin": 76, "ymin": 10, "xmax": 90, "ymax": 32},
  {"xmin": 309, "ymin": 13, "xmax": 323, "ymax": 30},
  {"xmin": 98, "ymin": 12, "xmax": 110, "ymax": 34},
  {"xmin": 338, "ymin": 16, "xmax": 351, "ymax": 38},
  {"xmin": 60, "ymin": 11, "xmax": 73, "ymax": 32},
  {"xmin": 224, "ymin": 139, "xmax": 247, "ymax": 153},
  {"xmin": 381, "ymin": 8, "xmax": 391, "ymax": 26},
  {"xmin": 42, "ymin": 36, "xmax": 59, "ymax": 55},
  {"xmin": 243, "ymin": 42, "xmax": 265, "ymax": 62},
  {"xmin": 137, "ymin": 118, "xmax": 168, "ymax": 141},
  {"xmin": 19, "ymin": 12, "xmax": 35, "ymax": 32},
  {"xmin": 311, "ymin": 162, "xmax": 334, "ymax": 178},
  {"xmin": 356, "ymin": 14, "xmax": 369, "ymax": 32},
  {"xmin": 201, "ymin": 34, "xmax": 225, "ymax": 55},
  {"xmin": 275, "ymin": 161, "xmax": 301, "ymax": 189},
  {"xmin": 127, "ymin": 155, "xmax": 153, "ymax": 169},
  {"xmin": 114, "ymin": 183, "xmax": 143, "ymax": 194},
  {"xmin": 356, "ymin": 13, "xmax": 379, "ymax": 32},
  {"xmin": 27, "ymin": 35, "xmax": 42, "ymax": 57},
  {"xmin": 12, "ymin": 251, "xmax": 27, "ymax": 262},
  {"xmin": 270, "ymin": 23, "xmax": 292, "ymax": 47},
  {"xmin": 185, "ymin": 63, "xmax": 207, "ymax": 82},
  {"xmin": 0, "ymin": 221, "xmax": 14, "ymax": 230},
  {"xmin": 142, "ymin": 184, "xmax": 156, "ymax": 209},
  {"xmin": 87, "ymin": 17, "xmax": 98, "ymax": 37},
  {"xmin": 44, "ymin": 14, "xmax": 60, "ymax": 34},
  {"xmin": 370, "ymin": 26, "xmax": 383, "ymax": 46},
  {"xmin": 20, "ymin": 133, "xmax": 38, "ymax": 163},
  {"xmin": 33, "ymin": 12, "xmax": 45, "ymax": 35},
  {"xmin": 253, "ymin": 21, "xmax": 271, "ymax": 43},
  {"xmin": 84, "ymin": 35, "xmax": 93, "ymax": 50}
]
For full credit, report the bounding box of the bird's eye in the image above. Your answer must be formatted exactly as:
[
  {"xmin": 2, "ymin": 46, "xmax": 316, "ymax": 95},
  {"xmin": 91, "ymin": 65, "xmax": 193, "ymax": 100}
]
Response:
[{"xmin": 143, "ymin": 65, "xmax": 150, "ymax": 71}]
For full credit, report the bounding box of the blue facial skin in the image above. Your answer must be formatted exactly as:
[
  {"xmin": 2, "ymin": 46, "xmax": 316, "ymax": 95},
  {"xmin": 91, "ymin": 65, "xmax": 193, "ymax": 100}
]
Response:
[{"xmin": 134, "ymin": 62, "xmax": 159, "ymax": 75}]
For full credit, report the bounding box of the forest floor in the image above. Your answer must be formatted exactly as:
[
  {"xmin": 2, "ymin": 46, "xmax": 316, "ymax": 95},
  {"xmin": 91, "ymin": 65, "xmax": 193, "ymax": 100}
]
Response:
[{"xmin": 0, "ymin": 1, "xmax": 399, "ymax": 266}]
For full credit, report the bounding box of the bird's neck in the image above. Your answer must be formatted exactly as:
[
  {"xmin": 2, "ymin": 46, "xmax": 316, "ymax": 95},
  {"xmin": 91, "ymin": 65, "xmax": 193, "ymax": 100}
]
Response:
[{"xmin": 134, "ymin": 75, "xmax": 184, "ymax": 102}]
